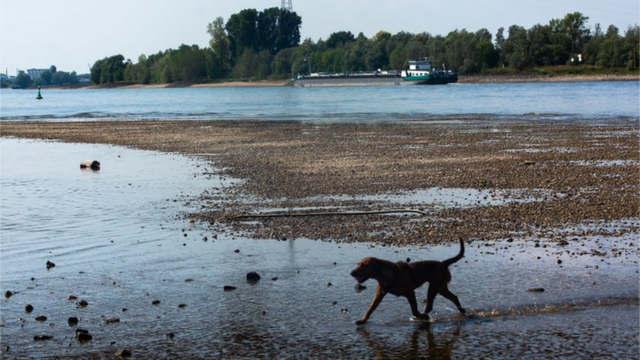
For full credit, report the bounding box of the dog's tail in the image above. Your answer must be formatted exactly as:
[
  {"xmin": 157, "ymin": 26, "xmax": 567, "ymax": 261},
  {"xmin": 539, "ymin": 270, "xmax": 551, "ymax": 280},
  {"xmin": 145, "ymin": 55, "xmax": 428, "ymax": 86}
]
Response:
[{"xmin": 443, "ymin": 239, "xmax": 464, "ymax": 267}]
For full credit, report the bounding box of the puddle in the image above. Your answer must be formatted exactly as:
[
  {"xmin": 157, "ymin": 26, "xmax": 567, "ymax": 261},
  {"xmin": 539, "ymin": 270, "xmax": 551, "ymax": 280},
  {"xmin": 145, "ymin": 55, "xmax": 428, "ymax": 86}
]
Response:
[
  {"xmin": 569, "ymin": 160, "xmax": 640, "ymax": 167},
  {"xmin": 305, "ymin": 187, "xmax": 558, "ymax": 209},
  {"xmin": 1, "ymin": 138, "xmax": 638, "ymax": 359}
]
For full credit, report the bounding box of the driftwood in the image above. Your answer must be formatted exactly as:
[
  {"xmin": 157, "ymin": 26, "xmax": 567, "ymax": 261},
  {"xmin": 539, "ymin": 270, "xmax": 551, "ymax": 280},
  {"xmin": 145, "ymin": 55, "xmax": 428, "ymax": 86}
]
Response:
[{"xmin": 232, "ymin": 208, "xmax": 429, "ymax": 220}]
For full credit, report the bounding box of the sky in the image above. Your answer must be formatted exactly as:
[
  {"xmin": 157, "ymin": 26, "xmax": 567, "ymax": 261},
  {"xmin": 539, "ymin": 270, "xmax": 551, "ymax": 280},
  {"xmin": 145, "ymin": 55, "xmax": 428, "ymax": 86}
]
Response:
[{"xmin": 1, "ymin": 0, "xmax": 638, "ymax": 76}]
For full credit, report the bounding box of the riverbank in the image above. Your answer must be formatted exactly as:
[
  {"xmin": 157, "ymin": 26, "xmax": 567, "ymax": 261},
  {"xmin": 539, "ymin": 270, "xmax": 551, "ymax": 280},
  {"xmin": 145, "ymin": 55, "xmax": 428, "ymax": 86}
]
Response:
[
  {"xmin": 459, "ymin": 73, "xmax": 639, "ymax": 83},
  {"xmin": 2, "ymin": 119, "xmax": 638, "ymax": 248}
]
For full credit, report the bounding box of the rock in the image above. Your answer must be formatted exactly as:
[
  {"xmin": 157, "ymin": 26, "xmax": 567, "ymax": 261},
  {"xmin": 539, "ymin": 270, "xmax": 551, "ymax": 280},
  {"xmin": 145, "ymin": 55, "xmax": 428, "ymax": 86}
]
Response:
[
  {"xmin": 152, "ymin": 300, "xmax": 161, "ymax": 306},
  {"xmin": 77, "ymin": 300, "xmax": 89, "ymax": 308},
  {"xmin": 178, "ymin": 304, "xmax": 187, "ymax": 308},
  {"xmin": 527, "ymin": 288, "xmax": 545, "ymax": 293},
  {"xmin": 33, "ymin": 335, "xmax": 53, "ymax": 341},
  {"xmin": 4, "ymin": 291, "xmax": 13, "ymax": 299},
  {"xmin": 35, "ymin": 315, "xmax": 47, "ymax": 322},
  {"xmin": 166, "ymin": 332, "xmax": 175, "ymax": 340},
  {"xmin": 271, "ymin": 277, "xmax": 278, "ymax": 281},
  {"xmin": 355, "ymin": 284, "xmax": 367, "ymax": 292},
  {"xmin": 223, "ymin": 286, "xmax": 237, "ymax": 292},
  {"xmin": 246, "ymin": 272, "xmax": 261, "ymax": 283},
  {"xmin": 116, "ymin": 349, "xmax": 132, "ymax": 358},
  {"xmin": 46, "ymin": 261, "xmax": 55, "ymax": 269},
  {"xmin": 68, "ymin": 317, "xmax": 79, "ymax": 326},
  {"xmin": 75, "ymin": 329, "xmax": 92, "ymax": 342},
  {"xmin": 327, "ymin": 282, "xmax": 332, "ymax": 287},
  {"xmin": 80, "ymin": 160, "xmax": 100, "ymax": 170},
  {"xmin": 25, "ymin": 304, "xmax": 34, "ymax": 313},
  {"xmin": 68, "ymin": 295, "xmax": 78, "ymax": 301},
  {"xmin": 524, "ymin": 160, "xmax": 536, "ymax": 166},
  {"xmin": 558, "ymin": 240, "xmax": 569, "ymax": 246},
  {"xmin": 103, "ymin": 317, "xmax": 120, "ymax": 324}
]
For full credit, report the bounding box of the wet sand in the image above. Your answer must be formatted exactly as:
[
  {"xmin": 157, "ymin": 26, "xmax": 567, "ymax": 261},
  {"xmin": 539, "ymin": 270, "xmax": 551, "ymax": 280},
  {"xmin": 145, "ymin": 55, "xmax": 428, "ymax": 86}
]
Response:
[{"xmin": 2, "ymin": 119, "xmax": 638, "ymax": 247}]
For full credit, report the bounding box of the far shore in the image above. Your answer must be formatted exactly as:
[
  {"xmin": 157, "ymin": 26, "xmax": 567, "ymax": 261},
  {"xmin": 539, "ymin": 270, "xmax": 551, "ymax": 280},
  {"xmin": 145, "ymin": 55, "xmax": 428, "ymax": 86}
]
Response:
[{"xmin": 8, "ymin": 72, "xmax": 638, "ymax": 90}]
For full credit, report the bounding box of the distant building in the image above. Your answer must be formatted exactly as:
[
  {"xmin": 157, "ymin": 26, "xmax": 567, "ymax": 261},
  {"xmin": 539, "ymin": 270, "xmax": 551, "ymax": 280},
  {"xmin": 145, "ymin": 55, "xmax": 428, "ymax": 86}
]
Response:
[{"xmin": 26, "ymin": 66, "xmax": 56, "ymax": 79}]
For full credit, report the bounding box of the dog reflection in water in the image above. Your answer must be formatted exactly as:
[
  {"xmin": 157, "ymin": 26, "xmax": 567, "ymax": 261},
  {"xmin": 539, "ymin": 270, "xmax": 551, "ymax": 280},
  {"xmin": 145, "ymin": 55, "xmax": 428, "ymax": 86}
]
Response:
[
  {"xmin": 358, "ymin": 323, "xmax": 461, "ymax": 360},
  {"xmin": 351, "ymin": 239, "xmax": 466, "ymax": 325}
]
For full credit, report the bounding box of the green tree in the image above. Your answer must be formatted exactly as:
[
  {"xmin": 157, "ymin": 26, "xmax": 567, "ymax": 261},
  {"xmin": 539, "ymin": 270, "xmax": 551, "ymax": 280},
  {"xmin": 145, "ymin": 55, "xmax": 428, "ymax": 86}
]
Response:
[
  {"xmin": 207, "ymin": 17, "xmax": 231, "ymax": 74},
  {"xmin": 13, "ymin": 72, "xmax": 32, "ymax": 88},
  {"xmin": 39, "ymin": 70, "xmax": 52, "ymax": 85},
  {"xmin": 326, "ymin": 31, "xmax": 355, "ymax": 49}
]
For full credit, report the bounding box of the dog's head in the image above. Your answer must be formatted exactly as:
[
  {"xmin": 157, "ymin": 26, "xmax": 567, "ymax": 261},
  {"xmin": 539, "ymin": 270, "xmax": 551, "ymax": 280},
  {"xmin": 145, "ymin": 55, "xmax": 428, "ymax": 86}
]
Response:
[{"xmin": 350, "ymin": 257, "xmax": 379, "ymax": 284}]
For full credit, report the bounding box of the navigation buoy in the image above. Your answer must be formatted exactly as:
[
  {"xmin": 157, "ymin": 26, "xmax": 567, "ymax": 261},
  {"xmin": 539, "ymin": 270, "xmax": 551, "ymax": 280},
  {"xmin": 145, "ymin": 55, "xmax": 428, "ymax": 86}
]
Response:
[{"xmin": 36, "ymin": 86, "xmax": 43, "ymax": 100}]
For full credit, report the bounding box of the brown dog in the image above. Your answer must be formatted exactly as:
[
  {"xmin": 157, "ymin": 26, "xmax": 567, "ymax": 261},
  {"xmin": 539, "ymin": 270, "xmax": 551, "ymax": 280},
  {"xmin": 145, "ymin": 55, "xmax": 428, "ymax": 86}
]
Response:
[{"xmin": 350, "ymin": 239, "xmax": 466, "ymax": 325}]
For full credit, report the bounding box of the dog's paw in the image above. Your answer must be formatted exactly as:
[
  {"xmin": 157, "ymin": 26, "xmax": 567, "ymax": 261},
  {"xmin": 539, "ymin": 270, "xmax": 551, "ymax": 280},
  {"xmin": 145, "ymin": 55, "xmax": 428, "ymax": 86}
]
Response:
[{"xmin": 410, "ymin": 314, "xmax": 431, "ymax": 322}]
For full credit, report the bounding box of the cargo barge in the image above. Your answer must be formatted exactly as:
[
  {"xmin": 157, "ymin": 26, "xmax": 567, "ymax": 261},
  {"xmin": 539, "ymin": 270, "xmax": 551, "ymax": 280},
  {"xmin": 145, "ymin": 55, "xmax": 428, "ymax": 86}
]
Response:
[{"xmin": 293, "ymin": 58, "xmax": 457, "ymax": 87}]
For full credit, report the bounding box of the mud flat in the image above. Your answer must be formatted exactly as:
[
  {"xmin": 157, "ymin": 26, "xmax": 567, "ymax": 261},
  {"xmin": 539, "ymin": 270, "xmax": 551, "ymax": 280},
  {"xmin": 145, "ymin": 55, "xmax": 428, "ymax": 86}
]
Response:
[{"xmin": 2, "ymin": 118, "xmax": 638, "ymax": 247}]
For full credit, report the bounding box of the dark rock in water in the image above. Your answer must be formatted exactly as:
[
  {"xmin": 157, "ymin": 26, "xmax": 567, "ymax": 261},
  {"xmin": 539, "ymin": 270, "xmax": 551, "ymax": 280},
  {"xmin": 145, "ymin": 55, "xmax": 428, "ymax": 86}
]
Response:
[
  {"xmin": 68, "ymin": 295, "xmax": 78, "ymax": 301},
  {"xmin": 80, "ymin": 160, "xmax": 101, "ymax": 170},
  {"xmin": 178, "ymin": 303, "xmax": 187, "ymax": 308},
  {"xmin": 35, "ymin": 315, "xmax": 47, "ymax": 322},
  {"xmin": 234, "ymin": 249, "xmax": 240, "ymax": 253},
  {"xmin": 116, "ymin": 349, "xmax": 132, "ymax": 358},
  {"xmin": 327, "ymin": 282, "xmax": 332, "ymax": 287},
  {"xmin": 223, "ymin": 286, "xmax": 237, "ymax": 292},
  {"xmin": 4, "ymin": 290, "xmax": 13, "ymax": 299},
  {"xmin": 246, "ymin": 272, "xmax": 261, "ymax": 283},
  {"xmin": 355, "ymin": 284, "xmax": 367, "ymax": 292},
  {"xmin": 527, "ymin": 287, "xmax": 545, "ymax": 293},
  {"xmin": 77, "ymin": 300, "xmax": 89, "ymax": 308},
  {"xmin": 271, "ymin": 277, "xmax": 278, "ymax": 281},
  {"xmin": 33, "ymin": 335, "xmax": 53, "ymax": 341},
  {"xmin": 152, "ymin": 300, "xmax": 161, "ymax": 306},
  {"xmin": 75, "ymin": 329, "xmax": 93, "ymax": 342},
  {"xmin": 25, "ymin": 304, "xmax": 34, "ymax": 313},
  {"xmin": 166, "ymin": 332, "xmax": 175, "ymax": 340},
  {"xmin": 558, "ymin": 240, "xmax": 569, "ymax": 246},
  {"xmin": 68, "ymin": 317, "xmax": 79, "ymax": 326},
  {"xmin": 103, "ymin": 317, "xmax": 120, "ymax": 324},
  {"xmin": 46, "ymin": 261, "xmax": 55, "ymax": 269}
]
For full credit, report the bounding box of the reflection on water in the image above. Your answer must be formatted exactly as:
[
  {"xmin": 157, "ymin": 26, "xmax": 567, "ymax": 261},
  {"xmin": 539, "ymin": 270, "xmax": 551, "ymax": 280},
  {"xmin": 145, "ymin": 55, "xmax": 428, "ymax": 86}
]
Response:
[{"xmin": 1, "ymin": 138, "xmax": 638, "ymax": 359}]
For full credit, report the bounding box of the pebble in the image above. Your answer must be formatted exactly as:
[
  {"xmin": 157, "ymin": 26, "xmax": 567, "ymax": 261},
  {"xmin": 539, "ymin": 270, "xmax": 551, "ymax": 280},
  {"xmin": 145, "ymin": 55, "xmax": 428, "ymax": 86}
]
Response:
[
  {"xmin": 33, "ymin": 335, "xmax": 53, "ymax": 341},
  {"xmin": 4, "ymin": 291, "xmax": 13, "ymax": 299},
  {"xmin": 116, "ymin": 349, "xmax": 132, "ymax": 358},
  {"xmin": 527, "ymin": 288, "xmax": 545, "ymax": 293},
  {"xmin": 68, "ymin": 317, "xmax": 79, "ymax": 326},
  {"xmin": 25, "ymin": 304, "xmax": 34, "ymax": 313},
  {"xmin": 246, "ymin": 272, "xmax": 261, "ymax": 282},
  {"xmin": 223, "ymin": 286, "xmax": 237, "ymax": 292},
  {"xmin": 46, "ymin": 261, "xmax": 55, "ymax": 269}
]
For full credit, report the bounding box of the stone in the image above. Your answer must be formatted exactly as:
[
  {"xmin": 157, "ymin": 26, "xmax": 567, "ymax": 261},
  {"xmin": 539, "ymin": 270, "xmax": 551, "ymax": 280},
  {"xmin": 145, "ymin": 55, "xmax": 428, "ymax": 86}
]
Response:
[
  {"xmin": 116, "ymin": 349, "xmax": 132, "ymax": 358},
  {"xmin": 223, "ymin": 286, "xmax": 237, "ymax": 291},
  {"xmin": 25, "ymin": 304, "xmax": 34, "ymax": 313},
  {"xmin": 68, "ymin": 317, "xmax": 79, "ymax": 326},
  {"xmin": 246, "ymin": 272, "xmax": 261, "ymax": 283},
  {"xmin": 46, "ymin": 261, "xmax": 55, "ymax": 269}
]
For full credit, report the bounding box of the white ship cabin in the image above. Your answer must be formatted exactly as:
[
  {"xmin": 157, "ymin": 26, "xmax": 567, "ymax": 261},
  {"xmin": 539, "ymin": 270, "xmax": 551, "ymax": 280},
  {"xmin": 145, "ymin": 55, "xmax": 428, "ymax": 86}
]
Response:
[{"xmin": 403, "ymin": 58, "xmax": 433, "ymax": 77}]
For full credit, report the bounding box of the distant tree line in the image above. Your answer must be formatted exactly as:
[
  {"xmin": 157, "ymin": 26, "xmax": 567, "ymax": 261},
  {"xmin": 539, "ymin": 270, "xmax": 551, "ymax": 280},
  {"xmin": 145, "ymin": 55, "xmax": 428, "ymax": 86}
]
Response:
[
  {"xmin": 88, "ymin": 10, "xmax": 638, "ymax": 85},
  {"xmin": 8, "ymin": 68, "xmax": 80, "ymax": 89}
]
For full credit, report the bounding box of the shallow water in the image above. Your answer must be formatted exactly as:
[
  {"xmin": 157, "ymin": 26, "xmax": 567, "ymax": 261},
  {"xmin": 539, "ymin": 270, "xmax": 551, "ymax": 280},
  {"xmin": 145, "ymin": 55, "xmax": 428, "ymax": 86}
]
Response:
[{"xmin": 1, "ymin": 139, "xmax": 638, "ymax": 359}]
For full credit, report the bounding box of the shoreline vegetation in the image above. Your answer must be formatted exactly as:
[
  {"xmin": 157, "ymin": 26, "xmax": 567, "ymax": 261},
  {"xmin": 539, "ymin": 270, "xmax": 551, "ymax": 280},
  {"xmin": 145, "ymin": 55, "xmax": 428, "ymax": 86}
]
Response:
[
  {"xmin": 2, "ymin": 119, "xmax": 638, "ymax": 247},
  {"xmin": 10, "ymin": 72, "xmax": 639, "ymax": 90}
]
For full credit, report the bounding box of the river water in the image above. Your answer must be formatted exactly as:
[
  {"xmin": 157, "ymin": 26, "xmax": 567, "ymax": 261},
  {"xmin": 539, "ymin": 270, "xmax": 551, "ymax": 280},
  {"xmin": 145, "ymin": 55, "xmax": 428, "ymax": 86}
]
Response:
[
  {"xmin": 1, "ymin": 81, "xmax": 639, "ymax": 122},
  {"xmin": 1, "ymin": 82, "xmax": 639, "ymax": 359}
]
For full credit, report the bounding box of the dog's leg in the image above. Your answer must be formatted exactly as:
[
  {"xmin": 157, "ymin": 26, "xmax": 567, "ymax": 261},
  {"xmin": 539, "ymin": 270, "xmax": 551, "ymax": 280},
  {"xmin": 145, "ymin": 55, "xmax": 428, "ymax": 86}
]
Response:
[
  {"xmin": 356, "ymin": 285, "xmax": 387, "ymax": 325},
  {"xmin": 422, "ymin": 284, "xmax": 441, "ymax": 316},
  {"xmin": 439, "ymin": 286, "xmax": 466, "ymax": 314},
  {"xmin": 407, "ymin": 291, "xmax": 429, "ymax": 320}
]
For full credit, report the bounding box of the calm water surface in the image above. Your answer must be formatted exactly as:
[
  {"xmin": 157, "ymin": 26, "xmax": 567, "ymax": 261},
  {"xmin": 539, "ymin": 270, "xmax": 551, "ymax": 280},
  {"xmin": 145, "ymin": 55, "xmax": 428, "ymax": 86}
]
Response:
[
  {"xmin": 1, "ymin": 138, "xmax": 637, "ymax": 359},
  {"xmin": 1, "ymin": 81, "xmax": 639, "ymax": 122}
]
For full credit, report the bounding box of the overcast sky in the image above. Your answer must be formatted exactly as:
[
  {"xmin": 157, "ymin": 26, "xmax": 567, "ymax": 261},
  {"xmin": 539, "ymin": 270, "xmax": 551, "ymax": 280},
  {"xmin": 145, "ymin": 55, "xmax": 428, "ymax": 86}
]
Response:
[{"xmin": 1, "ymin": 0, "xmax": 638, "ymax": 75}]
